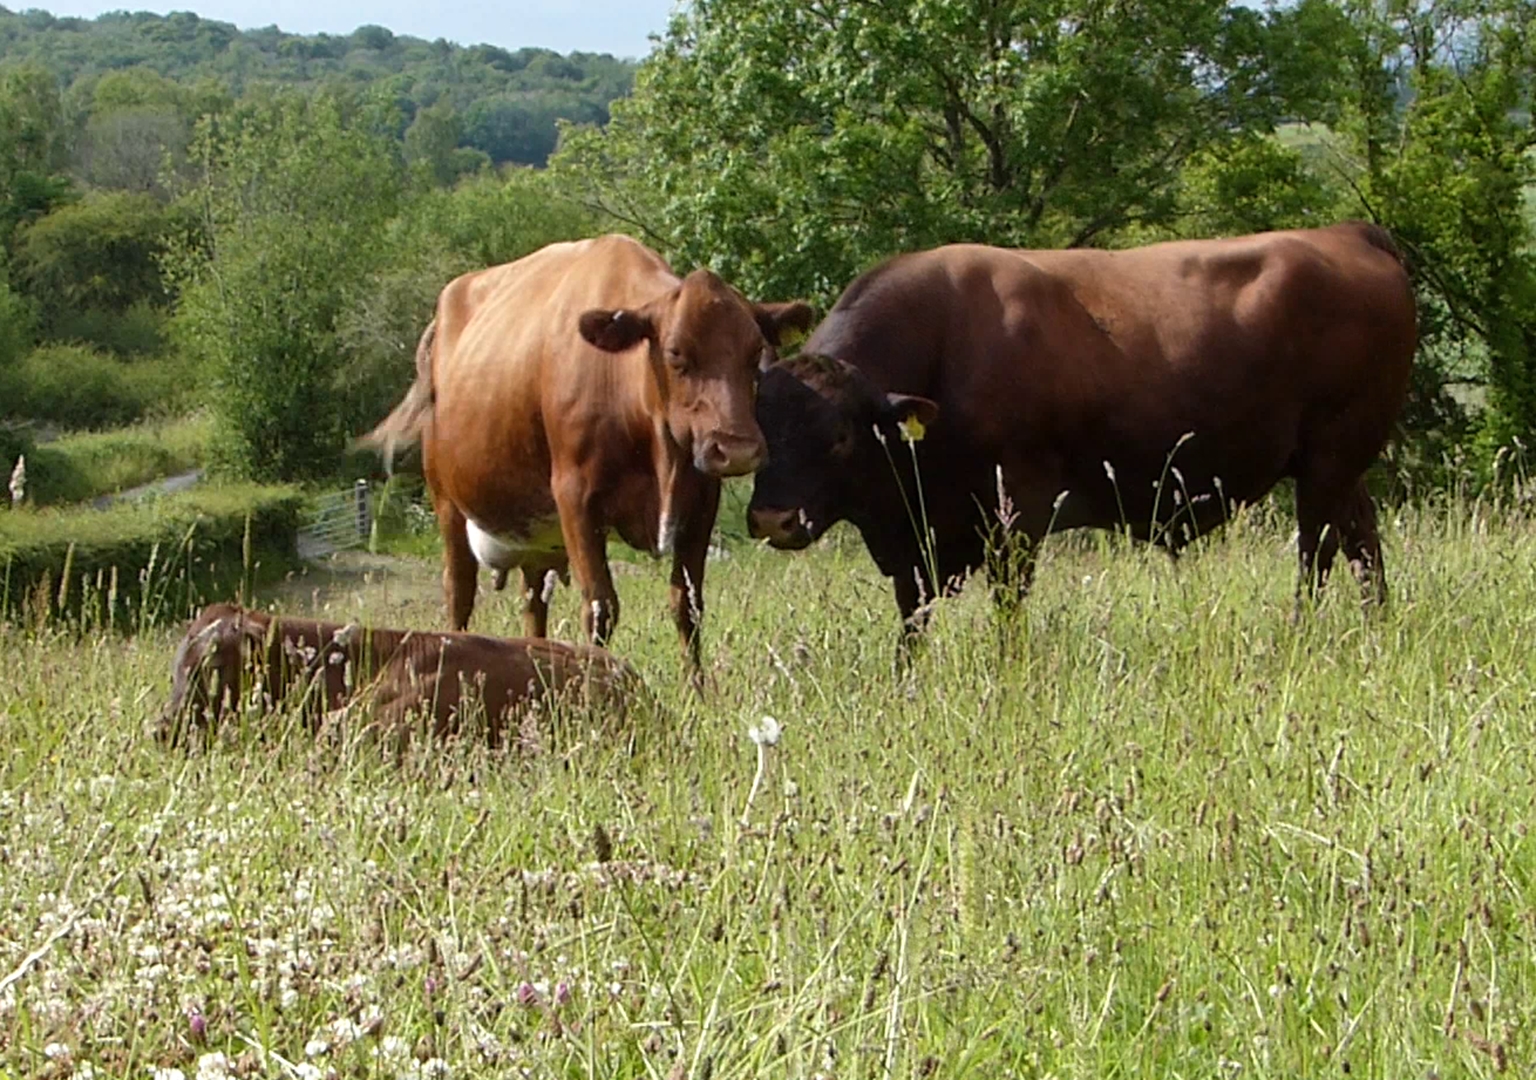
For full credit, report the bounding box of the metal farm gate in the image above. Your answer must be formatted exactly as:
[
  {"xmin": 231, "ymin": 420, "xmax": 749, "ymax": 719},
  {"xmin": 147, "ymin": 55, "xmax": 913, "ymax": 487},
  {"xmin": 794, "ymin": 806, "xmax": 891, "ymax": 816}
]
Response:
[{"xmin": 296, "ymin": 480, "xmax": 372, "ymax": 559}]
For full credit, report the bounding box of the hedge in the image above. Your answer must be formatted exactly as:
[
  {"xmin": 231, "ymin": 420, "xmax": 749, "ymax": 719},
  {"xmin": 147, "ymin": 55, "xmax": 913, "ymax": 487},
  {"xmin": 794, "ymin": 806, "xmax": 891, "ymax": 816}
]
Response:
[{"xmin": 0, "ymin": 482, "xmax": 303, "ymax": 627}]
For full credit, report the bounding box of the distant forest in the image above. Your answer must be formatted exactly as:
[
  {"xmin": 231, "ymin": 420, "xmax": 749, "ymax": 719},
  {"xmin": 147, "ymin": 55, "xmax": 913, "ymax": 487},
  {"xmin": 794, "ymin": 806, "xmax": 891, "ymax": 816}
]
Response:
[{"xmin": 0, "ymin": 7, "xmax": 638, "ymax": 167}]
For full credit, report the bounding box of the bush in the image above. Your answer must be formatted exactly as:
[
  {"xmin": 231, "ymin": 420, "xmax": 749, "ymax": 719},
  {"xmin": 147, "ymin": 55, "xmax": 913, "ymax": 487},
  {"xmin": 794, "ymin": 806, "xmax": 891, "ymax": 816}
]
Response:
[
  {"xmin": 50, "ymin": 300, "xmax": 169, "ymax": 357},
  {"xmin": 0, "ymin": 481, "xmax": 302, "ymax": 626},
  {"xmin": 0, "ymin": 344, "xmax": 198, "ymax": 429},
  {"xmin": 23, "ymin": 413, "xmax": 212, "ymax": 506},
  {"xmin": 0, "ymin": 275, "xmax": 35, "ymax": 369},
  {"xmin": 0, "ymin": 423, "xmax": 33, "ymax": 481}
]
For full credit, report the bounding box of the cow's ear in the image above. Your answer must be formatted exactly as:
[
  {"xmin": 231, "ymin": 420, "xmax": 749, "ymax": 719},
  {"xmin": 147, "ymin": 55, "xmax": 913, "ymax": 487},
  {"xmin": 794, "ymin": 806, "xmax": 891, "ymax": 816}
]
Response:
[
  {"xmin": 754, "ymin": 301, "xmax": 815, "ymax": 347},
  {"xmin": 886, "ymin": 393, "xmax": 940, "ymax": 428},
  {"xmin": 579, "ymin": 308, "xmax": 655, "ymax": 353}
]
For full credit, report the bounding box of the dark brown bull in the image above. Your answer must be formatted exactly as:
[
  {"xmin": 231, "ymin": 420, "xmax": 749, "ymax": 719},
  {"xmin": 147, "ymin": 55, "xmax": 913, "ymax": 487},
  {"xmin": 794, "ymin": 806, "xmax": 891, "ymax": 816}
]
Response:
[
  {"xmin": 358, "ymin": 234, "xmax": 813, "ymax": 682},
  {"xmin": 747, "ymin": 222, "xmax": 1417, "ymax": 646},
  {"xmin": 158, "ymin": 603, "xmax": 642, "ymax": 749}
]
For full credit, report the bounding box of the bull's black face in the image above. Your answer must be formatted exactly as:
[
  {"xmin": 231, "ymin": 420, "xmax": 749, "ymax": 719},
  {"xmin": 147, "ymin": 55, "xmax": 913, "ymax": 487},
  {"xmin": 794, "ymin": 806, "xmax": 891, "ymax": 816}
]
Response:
[{"xmin": 748, "ymin": 356, "xmax": 939, "ymax": 550}]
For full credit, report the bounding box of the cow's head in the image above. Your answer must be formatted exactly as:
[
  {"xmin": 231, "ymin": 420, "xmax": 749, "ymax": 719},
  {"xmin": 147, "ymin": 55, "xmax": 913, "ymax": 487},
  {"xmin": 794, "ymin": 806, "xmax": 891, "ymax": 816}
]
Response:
[
  {"xmin": 748, "ymin": 354, "xmax": 939, "ymax": 549},
  {"xmin": 578, "ymin": 271, "xmax": 814, "ymax": 477},
  {"xmin": 157, "ymin": 604, "xmax": 266, "ymax": 746}
]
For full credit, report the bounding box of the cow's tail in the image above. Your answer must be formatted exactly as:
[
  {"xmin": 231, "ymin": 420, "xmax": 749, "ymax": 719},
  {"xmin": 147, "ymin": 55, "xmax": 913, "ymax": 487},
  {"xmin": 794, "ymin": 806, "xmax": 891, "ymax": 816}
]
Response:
[{"xmin": 353, "ymin": 319, "xmax": 437, "ymax": 476}]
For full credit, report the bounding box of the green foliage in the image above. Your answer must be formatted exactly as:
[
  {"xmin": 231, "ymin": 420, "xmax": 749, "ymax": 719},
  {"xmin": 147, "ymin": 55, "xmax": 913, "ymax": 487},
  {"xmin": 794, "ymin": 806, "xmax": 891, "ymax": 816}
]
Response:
[
  {"xmin": 1173, "ymin": 133, "xmax": 1342, "ymax": 238},
  {"xmin": 0, "ymin": 480, "xmax": 301, "ymax": 624},
  {"xmin": 0, "ymin": 265, "xmax": 35, "ymax": 368},
  {"xmin": 554, "ymin": 0, "xmax": 1347, "ymax": 304},
  {"xmin": 403, "ymin": 100, "xmax": 472, "ymax": 187},
  {"xmin": 0, "ymin": 420, "xmax": 31, "ymax": 475},
  {"xmin": 0, "ymin": 343, "xmax": 195, "ymax": 429},
  {"xmin": 22, "ymin": 412, "xmax": 211, "ymax": 507},
  {"xmin": 1331, "ymin": 0, "xmax": 1536, "ymax": 473},
  {"xmin": 0, "ymin": 10, "xmax": 636, "ymax": 169},
  {"xmin": 170, "ymin": 90, "xmax": 404, "ymax": 481},
  {"xmin": 0, "ymin": 61, "xmax": 74, "ymax": 246},
  {"xmin": 49, "ymin": 301, "xmax": 169, "ymax": 357},
  {"xmin": 335, "ymin": 169, "xmax": 602, "ymax": 443},
  {"xmin": 13, "ymin": 191, "xmax": 187, "ymax": 337}
]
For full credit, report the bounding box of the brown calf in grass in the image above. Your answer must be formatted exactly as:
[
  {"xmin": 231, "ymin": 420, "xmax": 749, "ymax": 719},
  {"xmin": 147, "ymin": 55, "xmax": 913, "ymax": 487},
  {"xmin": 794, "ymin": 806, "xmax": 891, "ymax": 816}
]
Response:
[{"xmin": 157, "ymin": 602, "xmax": 643, "ymax": 750}]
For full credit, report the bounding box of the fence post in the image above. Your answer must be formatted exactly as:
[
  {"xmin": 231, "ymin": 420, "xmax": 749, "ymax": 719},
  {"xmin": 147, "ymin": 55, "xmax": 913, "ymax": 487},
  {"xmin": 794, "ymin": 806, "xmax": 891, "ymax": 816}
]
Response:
[{"xmin": 355, "ymin": 479, "xmax": 371, "ymax": 542}]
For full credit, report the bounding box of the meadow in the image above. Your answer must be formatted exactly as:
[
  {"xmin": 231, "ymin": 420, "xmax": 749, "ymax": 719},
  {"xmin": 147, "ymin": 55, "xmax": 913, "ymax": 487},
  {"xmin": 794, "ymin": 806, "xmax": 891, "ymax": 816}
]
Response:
[{"xmin": 2, "ymin": 494, "xmax": 1535, "ymax": 1080}]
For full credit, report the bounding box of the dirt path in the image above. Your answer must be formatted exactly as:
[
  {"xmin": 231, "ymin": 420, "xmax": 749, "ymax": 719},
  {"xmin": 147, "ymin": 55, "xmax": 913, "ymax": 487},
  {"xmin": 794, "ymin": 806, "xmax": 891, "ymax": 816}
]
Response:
[{"xmin": 91, "ymin": 468, "xmax": 205, "ymax": 509}]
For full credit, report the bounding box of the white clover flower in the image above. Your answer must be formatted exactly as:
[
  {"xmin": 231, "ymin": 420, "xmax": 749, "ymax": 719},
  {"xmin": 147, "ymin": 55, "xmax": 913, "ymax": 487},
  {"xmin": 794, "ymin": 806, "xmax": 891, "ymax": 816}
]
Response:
[
  {"xmin": 195, "ymin": 1052, "xmax": 232, "ymax": 1080},
  {"xmin": 149, "ymin": 1068, "xmax": 187, "ymax": 1080},
  {"xmin": 70, "ymin": 1066, "xmax": 97, "ymax": 1080},
  {"xmin": 373, "ymin": 1035, "xmax": 411, "ymax": 1063},
  {"xmin": 305, "ymin": 1038, "xmax": 330, "ymax": 1058},
  {"xmin": 44, "ymin": 1042, "xmax": 71, "ymax": 1061},
  {"xmin": 294, "ymin": 1066, "xmax": 325, "ymax": 1080},
  {"xmin": 748, "ymin": 716, "xmax": 782, "ymax": 747}
]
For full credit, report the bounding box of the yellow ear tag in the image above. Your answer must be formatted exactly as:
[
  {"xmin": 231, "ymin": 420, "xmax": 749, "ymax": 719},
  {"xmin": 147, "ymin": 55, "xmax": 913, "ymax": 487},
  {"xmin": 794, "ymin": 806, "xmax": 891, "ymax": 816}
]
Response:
[
  {"xmin": 898, "ymin": 414, "xmax": 927, "ymax": 443},
  {"xmin": 778, "ymin": 324, "xmax": 807, "ymax": 349}
]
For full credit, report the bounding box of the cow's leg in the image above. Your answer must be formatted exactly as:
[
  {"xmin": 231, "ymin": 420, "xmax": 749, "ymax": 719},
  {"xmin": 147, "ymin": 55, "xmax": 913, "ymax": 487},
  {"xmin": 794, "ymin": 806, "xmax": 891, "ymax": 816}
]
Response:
[
  {"xmin": 893, "ymin": 564, "xmax": 936, "ymax": 669},
  {"xmin": 553, "ymin": 476, "xmax": 618, "ymax": 646},
  {"xmin": 669, "ymin": 482, "xmax": 719, "ymax": 690},
  {"xmin": 519, "ymin": 565, "xmax": 553, "ymax": 638},
  {"xmin": 435, "ymin": 498, "xmax": 478, "ymax": 631},
  {"xmin": 1293, "ymin": 469, "xmax": 1345, "ymax": 619},
  {"xmin": 1335, "ymin": 477, "xmax": 1388, "ymax": 608}
]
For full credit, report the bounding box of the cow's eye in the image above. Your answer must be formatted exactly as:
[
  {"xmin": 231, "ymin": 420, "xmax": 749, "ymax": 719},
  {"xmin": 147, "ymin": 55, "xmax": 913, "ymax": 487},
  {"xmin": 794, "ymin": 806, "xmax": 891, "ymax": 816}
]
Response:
[{"xmin": 664, "ymin": 346, "xmax": 687, "ymax": 370}]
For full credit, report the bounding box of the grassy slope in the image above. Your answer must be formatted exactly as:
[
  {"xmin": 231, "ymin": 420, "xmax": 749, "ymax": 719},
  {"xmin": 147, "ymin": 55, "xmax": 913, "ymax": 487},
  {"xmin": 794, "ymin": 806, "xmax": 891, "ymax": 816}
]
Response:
[
  {"xmin": 25, "ymin": 414, "xmax": 212, "ymax": 507},
  {"xmin": 2, "ymin": 500, "xmax": 1534, "ymax": 1079}
]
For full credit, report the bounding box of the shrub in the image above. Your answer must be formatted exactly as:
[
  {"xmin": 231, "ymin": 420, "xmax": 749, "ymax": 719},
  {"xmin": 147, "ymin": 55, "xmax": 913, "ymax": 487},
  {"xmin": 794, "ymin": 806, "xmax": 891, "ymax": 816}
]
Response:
[
  {"xmin": 0, "ymin": 481, "xmax": 302, "ymax": 626},
  {"xmin": 0, "ymin": 344, "xmax": 198, "ymax": 429},
  {"xmin": 23, "ymin": 413, "xmax": 212, "ymax": 506},
  {"xmin": 50, "ymin": 300, "xmax": 169, "ymax": 357}
]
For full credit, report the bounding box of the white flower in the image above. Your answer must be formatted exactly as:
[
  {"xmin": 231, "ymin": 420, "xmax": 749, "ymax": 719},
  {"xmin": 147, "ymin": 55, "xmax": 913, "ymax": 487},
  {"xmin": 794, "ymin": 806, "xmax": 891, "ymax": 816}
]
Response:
[
  {"xmin": 195, "ymin": 1052, "xmax": 232, "ymax": 1080},
  {"xmin": 45, "ymin": 1043, "xmax": 72, "ymax": 1061},
  {"xmin": 419, "ymin": 1061, "xmax": 452, "ymax": 1078},
  {"xmin": 294, "ymin": 1066, "xmax": 325, "ymax": 1080},
  {"xmin": 149, "ymin": 1069, "xmax": 187, "ymax": 1080},
  {"xmin": 374, "ymin": 1035, "xmax": 411, "ymax": 1063},
  {"xmin": 70, "ymin": 1066, "xmax": 96, "ymax": 1080},
  {"xmin": 305, "ymin": 1038, "xmax": 330, "ymax": 1058},
  {"xmin": 1102, "ymin": 460, "xmax": 1117, "ymax": 483},
  {"xmin": 749, "ymin": 716, "xmax": 782, "ymax": 747}
]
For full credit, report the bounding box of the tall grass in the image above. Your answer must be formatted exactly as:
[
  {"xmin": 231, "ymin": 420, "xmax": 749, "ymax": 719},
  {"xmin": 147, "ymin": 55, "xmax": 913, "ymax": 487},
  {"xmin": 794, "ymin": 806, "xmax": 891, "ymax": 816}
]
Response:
[
  {"xmin": 24, "ymin": 413, "xmax": 212, "ymax": 507},
  {"xmin": 1, "ymin": 497, "xmax": 1534, "ymax": 1079}
]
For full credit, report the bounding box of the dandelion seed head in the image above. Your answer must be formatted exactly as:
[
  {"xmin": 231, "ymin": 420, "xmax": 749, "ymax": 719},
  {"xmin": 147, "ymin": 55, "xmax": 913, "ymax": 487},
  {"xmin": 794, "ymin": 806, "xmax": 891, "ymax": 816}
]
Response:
[{"xmin": 749, "ymin": 716, "xmax": 783, "ymax": 747}]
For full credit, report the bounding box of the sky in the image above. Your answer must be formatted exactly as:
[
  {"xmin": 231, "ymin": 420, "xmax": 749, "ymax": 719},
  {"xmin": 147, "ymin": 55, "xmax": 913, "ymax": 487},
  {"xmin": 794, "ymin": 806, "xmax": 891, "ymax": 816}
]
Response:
[{"xmin": 30, "ymin": 0, "xmax": 680, "ymax": 58}]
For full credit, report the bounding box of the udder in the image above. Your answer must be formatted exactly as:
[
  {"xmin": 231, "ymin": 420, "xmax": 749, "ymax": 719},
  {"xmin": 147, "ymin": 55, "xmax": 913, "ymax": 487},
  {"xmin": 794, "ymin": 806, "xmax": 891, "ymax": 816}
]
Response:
[{"xmin": 465, "ymin": 515, "xmax": 567, "ymax": 572}]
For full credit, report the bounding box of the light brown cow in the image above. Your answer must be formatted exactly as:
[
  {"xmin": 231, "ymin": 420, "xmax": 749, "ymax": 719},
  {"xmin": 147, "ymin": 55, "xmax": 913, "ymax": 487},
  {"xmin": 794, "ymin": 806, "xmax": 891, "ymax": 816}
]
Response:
[
  {"xmin": 157, "ymin": 602, "xmax": 642, "ymax": 750},
  {"xmin": 359, "ymin": 235, "xmax": 813, "ymax": 679}
]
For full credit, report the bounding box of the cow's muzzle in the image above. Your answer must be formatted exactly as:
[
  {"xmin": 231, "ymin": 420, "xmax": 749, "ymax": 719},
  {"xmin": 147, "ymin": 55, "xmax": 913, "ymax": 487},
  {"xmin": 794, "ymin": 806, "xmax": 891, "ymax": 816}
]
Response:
[
  {"xmin": 748, "ymin": 506, "xmax": 814, "ymax": 549},
  {"xmin": 696, "ymin": 432, "xmax": 768, "ymax": 478}
]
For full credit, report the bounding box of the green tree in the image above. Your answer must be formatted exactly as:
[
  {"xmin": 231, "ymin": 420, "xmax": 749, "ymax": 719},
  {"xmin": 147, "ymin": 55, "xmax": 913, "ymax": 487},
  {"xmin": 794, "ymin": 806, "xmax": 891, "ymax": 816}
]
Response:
[
  {"xmin": 403, "ymin": 100, "xmax": 468, "ymax": 186},
  {"xmin": 14, "ymin": 191, "xmax": 182, "ymax": 333},
  {"xmin": 1330, "ymin": 0, "xmax": 1536, "ymax": 468},
  {"xmin": 170, "ymin": 90, "xmax": 404, "ymax": 481},
  {"xmin": 0, "ymin": 63, "xmax": 74, "ymax": 248},
  {"xmin": 335, "ymin": 168, "xmax": 601, "ymax": 440},
  {"xmin": 554, "ymin": 0, "xmax": 1344, "ymax": 305}
]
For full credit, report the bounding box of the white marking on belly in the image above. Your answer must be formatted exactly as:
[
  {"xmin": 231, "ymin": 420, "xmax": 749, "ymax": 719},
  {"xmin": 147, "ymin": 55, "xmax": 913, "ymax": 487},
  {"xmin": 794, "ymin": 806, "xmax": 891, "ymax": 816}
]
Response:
[{"xmin": 466, "ymin": 515, "xmax": 565, "ymax": 571}]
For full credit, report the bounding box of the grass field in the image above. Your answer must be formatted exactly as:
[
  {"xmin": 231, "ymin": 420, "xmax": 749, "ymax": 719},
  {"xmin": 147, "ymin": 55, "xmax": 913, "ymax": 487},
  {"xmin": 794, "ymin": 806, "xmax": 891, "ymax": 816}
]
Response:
[{"xmin": 2, "ymin": 496, "xmax": 1535, "ymax": 1080}]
